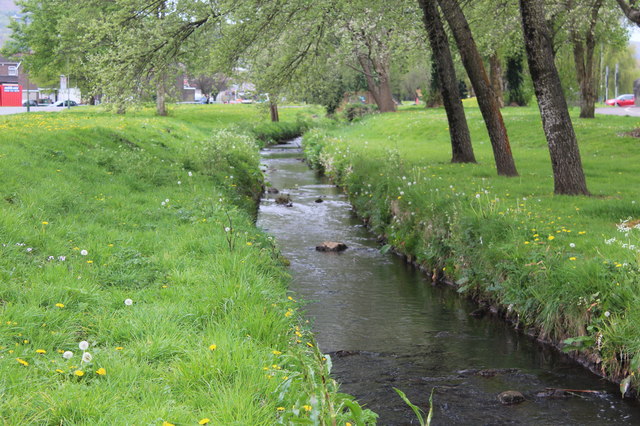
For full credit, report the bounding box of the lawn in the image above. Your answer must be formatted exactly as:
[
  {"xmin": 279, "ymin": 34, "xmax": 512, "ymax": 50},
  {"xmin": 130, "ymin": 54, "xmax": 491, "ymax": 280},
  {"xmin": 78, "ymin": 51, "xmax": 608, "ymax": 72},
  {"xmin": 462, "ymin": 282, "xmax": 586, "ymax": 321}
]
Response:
[{"xmin": 0, "ymin": 104, "xmax": 371, "ymax": 424}]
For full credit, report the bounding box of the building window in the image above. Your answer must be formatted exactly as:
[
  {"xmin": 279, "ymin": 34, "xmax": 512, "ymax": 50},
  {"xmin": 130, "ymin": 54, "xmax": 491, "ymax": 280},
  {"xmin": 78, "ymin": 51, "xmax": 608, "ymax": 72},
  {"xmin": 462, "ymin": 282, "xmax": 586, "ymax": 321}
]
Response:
[{"xmin": 8, "ymin": 66, "xmax": 18, "ymax": 76}]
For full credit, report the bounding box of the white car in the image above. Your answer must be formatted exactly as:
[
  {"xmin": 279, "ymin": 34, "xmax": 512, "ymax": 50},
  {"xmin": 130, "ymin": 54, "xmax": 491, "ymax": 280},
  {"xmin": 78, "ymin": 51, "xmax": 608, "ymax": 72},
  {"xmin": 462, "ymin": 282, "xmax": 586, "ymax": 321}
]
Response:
[{"xmin": 51, "ymin": 100, "xmax": 78, "ymax": 107}]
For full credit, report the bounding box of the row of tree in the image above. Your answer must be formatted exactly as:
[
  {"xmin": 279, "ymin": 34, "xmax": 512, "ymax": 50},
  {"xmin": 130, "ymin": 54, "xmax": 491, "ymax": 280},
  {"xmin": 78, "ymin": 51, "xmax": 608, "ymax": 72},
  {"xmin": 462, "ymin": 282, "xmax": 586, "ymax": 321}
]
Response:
[{"xmin": 4, "ymin": 0, "xmax": 640, "ymax": 195}]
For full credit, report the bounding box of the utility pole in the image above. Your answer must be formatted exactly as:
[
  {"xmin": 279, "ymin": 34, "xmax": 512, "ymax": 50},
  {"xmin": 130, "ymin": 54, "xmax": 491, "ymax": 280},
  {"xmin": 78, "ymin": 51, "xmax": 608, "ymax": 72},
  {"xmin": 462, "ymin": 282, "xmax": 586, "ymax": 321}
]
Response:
[
  {"xmin": 26, "ymin": 72, "xmax": 30, "ymax": 113},
  {"xmin": 615, "ymin": 63, "xmax": 619, "ymax": 98},
  {"xmin": 605, "ymin": 65, "xmax": 609, "ymax": 101}
]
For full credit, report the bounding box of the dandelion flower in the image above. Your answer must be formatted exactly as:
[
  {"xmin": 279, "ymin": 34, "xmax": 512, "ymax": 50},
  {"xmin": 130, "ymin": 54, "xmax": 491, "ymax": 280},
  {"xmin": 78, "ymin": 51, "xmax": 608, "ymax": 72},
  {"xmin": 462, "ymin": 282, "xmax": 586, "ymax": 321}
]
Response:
[
  {"xmin": 82, "ymin": 352, "xmax": 92, "ymax": 363},
  {"xmin": 569, "ymin": 257, "xmax": 577, "ymax": 261},
  {"xmin": 569, "ymin": 243, "xmax": 576, "ymax": 248},
  {"xmin": 605, "ymin": 311, "xmax": 611, "ymax": 317},
  {"xmin": 80, "ymin": 250, "xmax": 88, "ymax": 256},
  {"xmin": 16, "ymin": 358, "xmax": 29, "ymax": 366},
  {"xmin": 63, "ymin": 351, "xmax": 73, "ymax": 359},
  {"xmin": 124, "ymin": 298, "xmax": 133, "ymax": 306},
  {"xmin": 55, "ymin": 369, "xmax": 64, "ymax": 373},
  {"xmin": 303, "ymin": 405, "xmax": 312, "ymax": 412},
  {"xmin": 55, "ymin": 303, "xmax": 65, "ymax": 308},
  {"xmin": 74, "ymin": 370, "xmax": 84, "ymax": 377},
  {"xmin": 276, "ymin": 407, "xmax": 285, "ymax": 412},
  {"xmin": 188, "ymin": 171, "xmax": 193, "ymax": 177},
  {"xmin": 115, "ymin": 347, "xmax": 123, "ymax": 351},
  {"xmin": 36, "ymin": 349, "xmax": 46, "ymax": 354},
  {"xmin": 209, "ymin": 344, "xmax": 217, "ymax": 351},
  {"xmin": 198, "ymin": 419, "xmax": 210, "ymax": 425},
  {"xmin": 548, "ymin": 236, "xmax": 555, "ymax": 240},
  {"xmin": 96, "ymin": 368, "xmax": 106, "ymax": 375},
  {"xmin": 177, "ymin": 181, "xmax": 181, "ymax": 185},
  {"xmin": 272, "ymin": 350, "xmax": 282, "ymax": 355},
  {"xmin": 79, "ymin": 341, "xmax": 89, "ymax": 351},
  {"xmin": 162, "ymin": 422, "xmax": 174, "ymax": 426},
  {"xmin": 42, "ymin": 221, "xmax": 49, "ymax": 225}
]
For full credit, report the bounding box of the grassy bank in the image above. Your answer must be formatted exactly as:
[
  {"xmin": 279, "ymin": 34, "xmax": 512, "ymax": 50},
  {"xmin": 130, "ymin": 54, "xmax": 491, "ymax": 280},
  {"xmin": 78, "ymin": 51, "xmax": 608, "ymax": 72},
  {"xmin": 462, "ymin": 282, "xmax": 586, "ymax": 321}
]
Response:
[
  {"xmin": 304, "ymin": 104, "xmax": 640, "ymax": 393},
  {"xmin": 0, "ymin": 105, "xmax": 373, "ymax": 424}
]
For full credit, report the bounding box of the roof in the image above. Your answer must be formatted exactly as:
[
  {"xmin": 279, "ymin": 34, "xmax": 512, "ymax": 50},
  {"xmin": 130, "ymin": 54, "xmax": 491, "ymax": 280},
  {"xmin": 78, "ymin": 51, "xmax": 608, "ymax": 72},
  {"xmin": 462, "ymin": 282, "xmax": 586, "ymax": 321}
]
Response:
[
  {"xmin": 0, "ymin": 76, "xmax": 19, "ymax": 84},
  {"xmin": 0, "ymin": 55, "xmax": 19, "ymax": 65}
]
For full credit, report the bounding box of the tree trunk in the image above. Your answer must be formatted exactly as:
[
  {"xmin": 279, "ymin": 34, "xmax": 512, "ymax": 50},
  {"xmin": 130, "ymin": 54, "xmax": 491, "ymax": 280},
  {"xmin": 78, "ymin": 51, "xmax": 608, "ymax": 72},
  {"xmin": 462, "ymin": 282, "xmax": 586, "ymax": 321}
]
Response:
[
  {"xmin": 418, "ymin": 0, "xmax": 476, "ymax": 163},
  {"xmin": 270, "ymin": 101, "xmax": 279, "ymax": 122},
  {"xmin": 438, "ymin": 0, "xmax": 518, "ymax": 176},
  {"xmin": 519, "ymin": 0, "xmax": 589, "ymax": 195},
  {"xmin": 156, "ymin": 72, "xmax": 167, "ymax": 117},
  {"xmin": 570, "ymin": 0, "xmax": 602, "ymax": 119},
  {"xmin": 357, "ymin": 54, "xmax": 397, "ymax": 113},
  {"xmin": 489, "ymin": 54, "xmax": 504, "ymax": 108}
]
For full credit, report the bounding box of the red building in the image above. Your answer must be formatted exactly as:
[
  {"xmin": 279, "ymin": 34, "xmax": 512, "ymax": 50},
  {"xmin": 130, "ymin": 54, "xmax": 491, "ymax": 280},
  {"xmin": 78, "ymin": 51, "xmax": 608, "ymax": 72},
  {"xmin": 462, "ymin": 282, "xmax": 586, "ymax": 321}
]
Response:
[{"xmin": 0, "ymin": 83, "xmax": 22, "ymax": 106}]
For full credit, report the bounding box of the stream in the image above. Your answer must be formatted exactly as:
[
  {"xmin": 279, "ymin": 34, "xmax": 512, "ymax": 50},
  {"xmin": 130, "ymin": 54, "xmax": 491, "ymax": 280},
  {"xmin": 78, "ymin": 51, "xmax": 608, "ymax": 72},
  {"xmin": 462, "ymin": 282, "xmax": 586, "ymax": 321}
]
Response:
[{"xmin": 257, "ymin": 138, "xmax": 640, "ymax": 425}]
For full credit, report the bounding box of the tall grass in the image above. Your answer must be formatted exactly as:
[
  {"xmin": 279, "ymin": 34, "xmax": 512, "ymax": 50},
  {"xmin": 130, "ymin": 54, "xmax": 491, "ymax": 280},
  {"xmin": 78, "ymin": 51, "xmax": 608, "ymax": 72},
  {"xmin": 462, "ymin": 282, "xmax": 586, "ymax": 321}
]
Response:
[
  {"xmin": 304, "ymin": 104, "xmax": 640, "ymax": 392},
  {"xmin": 0, "ymin": 105, "xmax": 374, "ymax": 424}
]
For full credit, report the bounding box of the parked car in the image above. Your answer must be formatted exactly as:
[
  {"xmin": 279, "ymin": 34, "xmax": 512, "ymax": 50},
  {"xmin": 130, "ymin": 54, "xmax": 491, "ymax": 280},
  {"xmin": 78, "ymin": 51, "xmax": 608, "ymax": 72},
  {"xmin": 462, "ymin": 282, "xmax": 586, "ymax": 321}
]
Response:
[
  {"xmin": 51, "ymin": 100, "xmax": 78, "ymax": 107},
  {"xmin": 605, "ymin": 94, "xmax": 635, "ymax": 107},
  {"xmin": 22, "ymin": 100, "xmax": 37, "ymax": 107}
]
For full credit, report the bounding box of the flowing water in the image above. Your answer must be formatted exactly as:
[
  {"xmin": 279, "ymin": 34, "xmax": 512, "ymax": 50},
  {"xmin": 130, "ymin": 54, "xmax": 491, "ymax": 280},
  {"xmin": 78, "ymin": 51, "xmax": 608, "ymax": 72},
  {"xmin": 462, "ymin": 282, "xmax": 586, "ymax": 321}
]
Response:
[{"xmin": 257, "ymin": 138, "xmax": 640, "ymax": 425}]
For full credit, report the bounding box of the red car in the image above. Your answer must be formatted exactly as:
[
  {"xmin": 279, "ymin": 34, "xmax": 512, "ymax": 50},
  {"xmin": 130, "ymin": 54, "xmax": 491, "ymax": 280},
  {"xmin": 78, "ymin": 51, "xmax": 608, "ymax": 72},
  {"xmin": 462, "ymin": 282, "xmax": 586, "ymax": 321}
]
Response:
[{"xmin": 605, "ymin": 94, "xmax": 635, "ymax": 106}]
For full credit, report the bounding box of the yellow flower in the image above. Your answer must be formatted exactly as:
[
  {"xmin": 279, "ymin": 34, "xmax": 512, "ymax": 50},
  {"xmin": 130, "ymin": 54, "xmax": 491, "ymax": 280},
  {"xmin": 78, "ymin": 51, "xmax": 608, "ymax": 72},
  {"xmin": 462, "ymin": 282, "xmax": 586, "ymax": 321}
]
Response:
[
  {"xmin": 524, "ymin": 241, "xmax": 530, "ymax": 245},
  {"xmin": 162, "ymin": 422, "xmax": 174, "ymax": 426},
  {"xmin": 303, "ymin": 405, "xmax": 312, "ymax": 412},
  {"xmin": 42, "ymin": 221, "xmax": 49, "ymax": 225},
  {"xmin": 55, "ymin": 303, "xmax": 65, "ymax": 308},
  {"xmin": 246, "ymin": 242, "xmax": 253, "ymax": 246},
  {"xmin": 16, "ymin": 358, "xmax": 29, "ymax": 366},
  {"xmin": 198, "ymin": 419, "xmax": 211, "ymax": 425},
  {"xmin": 272, "ymin": 350, "xmax": 282, "ymax": 355},
  {"xmin": 276, "ymin": 407, "xmax": 285, "ymax": 412},
  {"xmin": 115, "ymin": 346, "xmax": 124, "ymax": 350},
  {"xmin": 55, "ymin": 369, "xmax": 64, "ymax": 373},
  {"xmin": 209, "ymin": 344, "xmax": 217, "ymax": 351},
  {"xmin": 346, "ymin": 423, "xmax": 353, "ymax": 426},
  {"xmin": 96, "ymin": 368, "xmax": 106, "ymax": 375},
  {"xmin": 87, "ymin": 260, "xmax": 93, "ymax": 264},
  {"xmin": 548, "ymin": 235, "xmax": 555, "ymax": 240},
  {"xmin": 569, "ymin": 257, "xmax": 577, "ymax": 261},
  {"xmin": 36, "ymin": 349, "xmax": 46, "ymax": 354},
  {"xmin": 306, "ymin": 342, "xmax": 313, "ymax": 347},
  {"xmin": 23, "ymin": 340, "xmax": 29, "ymax": 344},
  {"xmin": 74, "ymin": 370, "xmax": 84, "ymax": 377}
]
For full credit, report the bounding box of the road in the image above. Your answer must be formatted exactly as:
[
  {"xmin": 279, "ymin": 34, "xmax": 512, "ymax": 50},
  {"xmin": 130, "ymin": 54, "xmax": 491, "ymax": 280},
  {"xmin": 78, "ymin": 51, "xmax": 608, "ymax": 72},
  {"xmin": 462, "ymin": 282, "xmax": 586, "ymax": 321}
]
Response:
[
  {"xmin": 595, "ymin": 106, "xmax": 640, "ymax": 117},
  {"xmin": 0, "ymin": 106, "xmax": 68, "ymax": 116}
]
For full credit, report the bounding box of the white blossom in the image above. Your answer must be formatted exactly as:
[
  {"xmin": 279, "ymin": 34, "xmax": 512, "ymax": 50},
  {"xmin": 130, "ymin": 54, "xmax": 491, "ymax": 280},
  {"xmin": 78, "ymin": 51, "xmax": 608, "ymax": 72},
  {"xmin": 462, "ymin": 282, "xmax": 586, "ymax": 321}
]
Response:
[{"xmin": 79, "ymin": 341, "xmax": 89, "ymax": 351}]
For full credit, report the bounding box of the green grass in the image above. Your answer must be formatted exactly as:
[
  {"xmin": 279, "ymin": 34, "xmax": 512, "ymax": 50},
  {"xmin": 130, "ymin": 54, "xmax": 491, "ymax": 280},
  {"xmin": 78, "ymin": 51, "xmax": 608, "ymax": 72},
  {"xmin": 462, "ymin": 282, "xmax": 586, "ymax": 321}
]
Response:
[
  {"xmin": 304, "ymin": 104, "xmax": 640, "ymax": 389},
  {"xmin": 0, "ymin": 104, "xmax": 373, "ymax": 424}
]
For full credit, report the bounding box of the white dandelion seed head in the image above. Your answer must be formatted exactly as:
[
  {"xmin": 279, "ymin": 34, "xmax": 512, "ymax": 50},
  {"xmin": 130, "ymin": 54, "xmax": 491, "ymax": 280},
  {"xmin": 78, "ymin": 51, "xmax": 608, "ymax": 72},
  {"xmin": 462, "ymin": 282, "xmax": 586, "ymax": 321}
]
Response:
[
  {"xmin": 79, "ymin": 341, "xmax": 89, "ymax": 351},
  {"xmin": 161, "ymin": 201, "xmax": 166, "ymax": 206},
  {"xmin": 224, "ymin": 227, "xmax": 231, "ymax": 233},
  {"xmin": 26, "ymin": 247, "xmax": 33, "ymax": 252},
  {"xmin": 82, "ymin": 352, "xmax": 92, "ymax": 363},
  {"xmin": 569, "ymin": 243, "xmax": 576, "ymax": 248},
  {"xmin": 475, "ymin": 194, "xmax": 481, "ymax": 199},
  {"xmin": 165, "ymin": 199, "xmax": 169, "ymax": 203},
  {"xmin": 604, "ymin": 311, "xmax": 611, "ymax": 317},
  {"xmin": 124, "ymin": 298, "xmax": 133, "ymax": 306},
  {"xmin": 80, "ymin": 250, "xmax": 88, "ymax": 256},
  {"xmin": 177, "ymin": 181, "xmax": 181, "ymax": 185},
  {"xmin": 188, "ymin": 171, "xmax": 193, "ymax": 177},
  {"xmin": 63, "ymin": 351, "xmax": 73, "ymax": 359}
]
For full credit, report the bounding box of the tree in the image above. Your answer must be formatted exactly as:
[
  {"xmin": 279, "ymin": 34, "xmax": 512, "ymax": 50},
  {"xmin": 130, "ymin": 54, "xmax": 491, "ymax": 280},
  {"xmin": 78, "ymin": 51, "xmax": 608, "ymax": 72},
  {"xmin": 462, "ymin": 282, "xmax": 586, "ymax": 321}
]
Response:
[
  {"xmin": 417, "ymin": 0, "xmax": 476, "ymax": 163},
  {"xmin": 564, "ymin": 0, "xmax": 603, "ymax": 118},
  {"xmin": 615, "ymin": 0, "xmax": 640, "ymax": 23},
  {"xmin": 437, "ymin": 0, "xmax": 518, "ymax": 176},
  {"xmin": 519, "ymin": 0, "xmax": 589, "ymax": 195}
]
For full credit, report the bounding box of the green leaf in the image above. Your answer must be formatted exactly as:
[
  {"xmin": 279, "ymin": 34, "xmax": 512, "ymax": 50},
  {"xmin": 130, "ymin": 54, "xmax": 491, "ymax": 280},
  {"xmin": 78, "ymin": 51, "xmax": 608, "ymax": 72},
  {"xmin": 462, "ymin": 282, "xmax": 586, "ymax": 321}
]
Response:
[
  {"xmin": 380, "ymin": 244, "xmax": 392, "ymax": 254},
  {"xmin": 393, "ymin": 387, "xmax": 426, "ymax": 426},
  {"xmin": 620, "ymin": 375, "xmax": 632, "ymax": 396}
]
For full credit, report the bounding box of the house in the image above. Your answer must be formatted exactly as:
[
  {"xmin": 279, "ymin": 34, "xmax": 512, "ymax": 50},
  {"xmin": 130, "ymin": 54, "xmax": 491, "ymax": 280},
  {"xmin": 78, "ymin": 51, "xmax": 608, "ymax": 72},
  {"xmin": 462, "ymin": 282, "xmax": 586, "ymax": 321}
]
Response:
[{"xmin": 0, "ymin": 55, "xmax": 40, "ymax": 105}]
